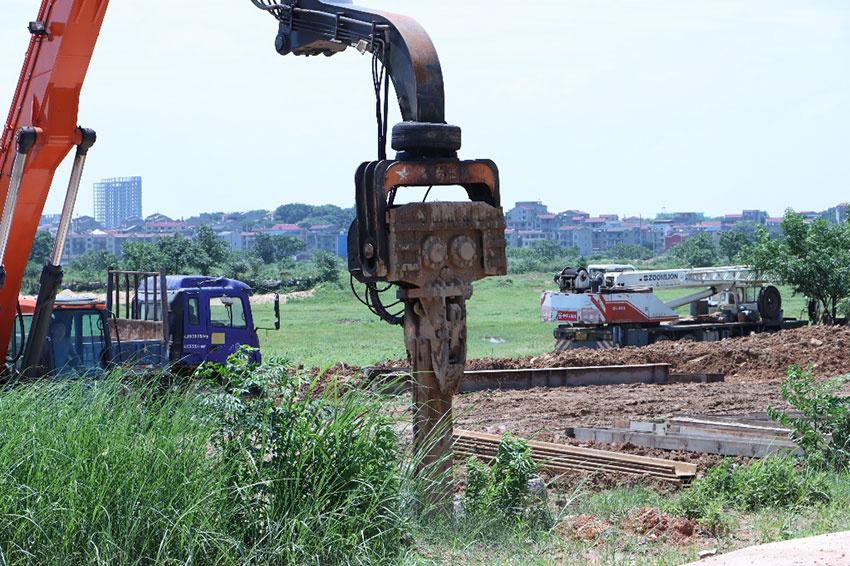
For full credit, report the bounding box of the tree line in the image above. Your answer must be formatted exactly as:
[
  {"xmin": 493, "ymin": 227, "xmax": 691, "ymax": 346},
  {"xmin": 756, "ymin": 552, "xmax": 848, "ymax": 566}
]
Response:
[{"xmin": 23, "ymin": 226, "xmax": 343, "ymax": 293}]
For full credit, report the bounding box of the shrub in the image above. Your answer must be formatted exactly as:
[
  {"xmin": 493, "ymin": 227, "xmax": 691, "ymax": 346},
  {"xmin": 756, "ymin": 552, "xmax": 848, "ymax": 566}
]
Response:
[
  {"xmin": 767, "ymin": 365, "xmax": 850, "ymax": 469},
  {"xmin": 462, "ymin": 433, "xmax": 552, "ymax": 533},
  {"xmin": 674, "ymin": 456, "xmax": 830, "ymax": 520},
  {"xmin": 196, "ymin": 349, "xmax": 409, "ymax": 563}
]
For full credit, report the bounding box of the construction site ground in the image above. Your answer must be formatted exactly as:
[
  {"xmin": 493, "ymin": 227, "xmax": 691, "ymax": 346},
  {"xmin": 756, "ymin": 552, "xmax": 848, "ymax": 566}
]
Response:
[
  {"xmin": 304, "ymin": 323, "xmax": 850, "ymax": 562},
  {"xmin": 370, "ymin": 324, "xmax": 850, "ymax": 440},
  {"xmin": 305, "ymin": 324, "xmax": 850, "ymax": 474},
  {"xmin": 454, "ymin": 324, "xmax": 850, "ymax": 469}
]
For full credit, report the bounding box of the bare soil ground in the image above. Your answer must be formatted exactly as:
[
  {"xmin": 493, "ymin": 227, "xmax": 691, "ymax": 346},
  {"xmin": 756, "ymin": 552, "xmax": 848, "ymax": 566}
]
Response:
[
  {"xmin": 456, "ymin": 326, "xmax": 850, "ymax": 472},
  {"xmin": 308, "ymin": 326, "xmax": 850, "ymax": 475},
  {"xmin": 464, "ymin": 324, "xmax": 850, "ymax": 381}
]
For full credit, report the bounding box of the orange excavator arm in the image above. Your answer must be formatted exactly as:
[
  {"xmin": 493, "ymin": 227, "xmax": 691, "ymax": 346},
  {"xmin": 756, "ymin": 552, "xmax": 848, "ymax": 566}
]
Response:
[{"xmin": 0, "ymin": 0, "xmax": 108, "ymax": 362}]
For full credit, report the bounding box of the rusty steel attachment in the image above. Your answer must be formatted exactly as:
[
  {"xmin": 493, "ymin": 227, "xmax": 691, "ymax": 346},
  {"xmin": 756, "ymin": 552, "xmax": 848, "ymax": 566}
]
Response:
[
  {"xmin": 252, "ymin": 0, "xmax": 508, "ymax": 502},
  {"xmin": 349, "ymin": 157, "xmax": 507, "ymax": 488}
]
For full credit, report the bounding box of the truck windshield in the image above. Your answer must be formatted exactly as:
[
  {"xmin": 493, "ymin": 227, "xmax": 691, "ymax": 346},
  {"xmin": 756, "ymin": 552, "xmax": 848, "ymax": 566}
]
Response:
[{"xmin": 209, "ymin": 295, "xmax": 247, "ymax": 329}]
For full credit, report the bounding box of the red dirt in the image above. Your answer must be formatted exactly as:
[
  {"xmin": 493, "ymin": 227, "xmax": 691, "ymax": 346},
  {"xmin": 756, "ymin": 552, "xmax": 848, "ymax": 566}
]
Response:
[
  {"xmin": 563, "ymin": 514, "xmax": 612, "ymax": 542},
  {"xmin": 465, "ymin": 325, "xmax": 850, "ymax": 381},
  {"xmin": 623, "ymin": 507, "xmax": 696, "ymax": 543}
]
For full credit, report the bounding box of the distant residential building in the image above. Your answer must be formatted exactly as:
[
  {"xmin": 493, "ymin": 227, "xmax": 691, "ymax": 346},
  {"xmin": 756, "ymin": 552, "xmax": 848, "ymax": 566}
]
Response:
[
  {"xmin": 741, "ymin": 209, "xmax": 767, "ymax": 224},
  {"xmin": 557, "ymin": 226, "xmax": 592, "ymax": 255},
  {"xmin": 144, "ymin": 221, "xmax": 188, "ymax": 235},
  {"xmin": 723, "ymin": 214, "xmax": 743, "ymax": 226},
  {"xmin": 822, "ymin": 203, "xmax": 847, "ymax": 224},
  {"xmin": 765, "ymin": 217, "xmax": 784, "ymax": 236},
  {"xmin": 304, "ymin": 225, "xmax": 339, "ymax": 254},
  {"xmin": 672, "ymin": 212, "xmax": 702, "ymax": 225},
  {"xmin": 93, "ymin": 176, "xmax": 142, "ymax": 229},
  {"xmin": 665, "ymin": 233, "xmax": 683, "ymax": 251},
  {"xmin": 217, "ymin": 231, "xmax": 241, "ymax": 250},
  {"xmin": 591, "ymin": 225, "xmax": 647, "ymax": 253},
  {"xmin": 71, "ymin": 215, "xmax": 102, "ymax": 233},
  {"xmin": 505, "ymin": 201, "xmax": 548, "ymax": 231},
  {"xmin": 535, "ymin": 213, "xmax": 558, "ymax": 233},
  {"xmin": 516, "ymin": 229, "xmax": 547, "ymax": 247}
]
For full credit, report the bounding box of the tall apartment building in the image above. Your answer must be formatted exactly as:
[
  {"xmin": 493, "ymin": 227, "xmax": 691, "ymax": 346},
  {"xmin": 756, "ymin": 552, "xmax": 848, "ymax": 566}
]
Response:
[{"xmin": 93, "ymin": 176, "xmax": 142, "ymax": 229}]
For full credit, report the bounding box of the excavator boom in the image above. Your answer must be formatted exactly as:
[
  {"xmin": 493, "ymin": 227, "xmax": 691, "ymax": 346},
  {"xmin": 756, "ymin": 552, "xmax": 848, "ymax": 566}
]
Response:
[{"xmin": 0, "ymin": 0, "xmax": 108, "ymax": 361}]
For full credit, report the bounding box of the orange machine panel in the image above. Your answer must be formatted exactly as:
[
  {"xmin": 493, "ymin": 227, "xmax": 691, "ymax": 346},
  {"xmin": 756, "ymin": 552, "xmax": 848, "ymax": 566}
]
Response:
[{"xmin": 0, "ymin": 0, "xmax": 108, "ymax": 360}]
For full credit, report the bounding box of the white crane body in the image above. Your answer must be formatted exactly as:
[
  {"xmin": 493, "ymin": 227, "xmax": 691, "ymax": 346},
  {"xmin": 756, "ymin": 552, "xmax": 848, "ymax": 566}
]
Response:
[{"xmin": 542, "ymin": 265, "xmax": 805, "ymax": 351}]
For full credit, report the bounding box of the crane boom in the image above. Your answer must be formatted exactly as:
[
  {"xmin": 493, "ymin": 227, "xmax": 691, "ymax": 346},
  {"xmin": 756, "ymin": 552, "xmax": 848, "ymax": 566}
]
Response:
[{"xmin": 607, "ymin": 266, "xmax": 770, "ymax": 290}]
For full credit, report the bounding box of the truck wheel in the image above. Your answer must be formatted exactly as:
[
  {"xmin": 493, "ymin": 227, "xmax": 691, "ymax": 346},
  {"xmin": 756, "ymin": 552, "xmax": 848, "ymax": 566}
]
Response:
[{"xmin": 758, "ymin": 286, "xmax": 782, "ymax": 321}]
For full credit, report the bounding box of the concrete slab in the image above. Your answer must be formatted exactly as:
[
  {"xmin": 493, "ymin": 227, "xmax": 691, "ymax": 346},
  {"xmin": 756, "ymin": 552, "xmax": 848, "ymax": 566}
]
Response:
[{"xmin": 682, "ymin": 531, "xmax": 850, "ymax": 566}]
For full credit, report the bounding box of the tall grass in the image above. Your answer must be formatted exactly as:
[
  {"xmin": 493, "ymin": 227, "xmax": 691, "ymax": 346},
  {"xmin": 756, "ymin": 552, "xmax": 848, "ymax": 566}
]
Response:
[
  {"xmin": 0, "ymin": 378, "xmax": 238, "ymax": 564},
  {"xmin": 0, "ymin": 360, "xmax": 418, "ymax": 565}
]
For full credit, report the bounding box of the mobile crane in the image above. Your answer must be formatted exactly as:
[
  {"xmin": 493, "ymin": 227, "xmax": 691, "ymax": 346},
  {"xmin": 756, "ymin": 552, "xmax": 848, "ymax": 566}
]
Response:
[
  {"xmin": 541, "ymin": 265, "xmax": 806, "ymax": 350},
  {"xmin": 1, "ymin": 0, "xmax": 506, "ymax": 492}
]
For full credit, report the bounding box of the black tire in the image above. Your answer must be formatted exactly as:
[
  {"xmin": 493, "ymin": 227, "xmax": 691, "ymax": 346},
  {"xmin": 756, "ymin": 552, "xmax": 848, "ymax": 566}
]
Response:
[
  {"xmin": 391, "ymin": 122, "xmax": 462, "ymax": 152},
  {"xmin": 758, "ymin": 285, "xmax": 782, "ymax": 321}
]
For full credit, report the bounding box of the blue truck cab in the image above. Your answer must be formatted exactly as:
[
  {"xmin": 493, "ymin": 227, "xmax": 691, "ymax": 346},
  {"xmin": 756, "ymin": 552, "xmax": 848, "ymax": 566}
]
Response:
[
  {"xmin": 157, "ymin": 276, "xmax": 262, "ymax": 366},
  {"xmin": 109, "ymin": 270, "xmax": 275, "ymax": 370}
]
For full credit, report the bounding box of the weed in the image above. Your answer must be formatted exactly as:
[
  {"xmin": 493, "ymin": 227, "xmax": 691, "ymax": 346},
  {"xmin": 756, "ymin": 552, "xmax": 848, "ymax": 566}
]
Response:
[
  {"xmin": 767, "ymin": 364, "xmax": 850, "ymax": 469},
  {"xmin": 697, "ymin": 500, "xmax": 735, "ymax": 537},
  {"xmin": 673, "ymin": 456, "xmax": 830, "ymax": 521},
  {"xmin": 197, "ymin": 350, "xmax": 410, "ymax": 563},
  {"xmin": 462, "ymin": 433, "xmax": 553, "ymax": 535},
  {"xmin": 0, "ymin": 355, "xmax": 416, "ymax": 564}
]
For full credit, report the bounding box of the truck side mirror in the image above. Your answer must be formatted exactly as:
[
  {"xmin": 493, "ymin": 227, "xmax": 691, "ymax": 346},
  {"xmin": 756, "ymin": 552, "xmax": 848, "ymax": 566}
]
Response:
[{"xmin": 274, "ymin": 294, "xmax": 280, "ymax": 330}]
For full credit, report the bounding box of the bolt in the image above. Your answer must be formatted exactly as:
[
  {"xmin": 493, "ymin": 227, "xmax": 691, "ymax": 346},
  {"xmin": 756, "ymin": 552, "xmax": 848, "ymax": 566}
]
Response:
[
  {"xmin": 449, "ymin": 235, "xmax": 476, "ymax": 268},
  {"xmin": 363, "ymin": 242, "xmax": 375, "ymax": 259}
]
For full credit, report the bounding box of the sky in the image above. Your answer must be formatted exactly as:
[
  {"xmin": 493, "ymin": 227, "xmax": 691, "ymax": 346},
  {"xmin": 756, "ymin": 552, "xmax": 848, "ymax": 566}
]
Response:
[{"xmin": 1, "ymin": 0, "xmax": 849, "ymax": 220}]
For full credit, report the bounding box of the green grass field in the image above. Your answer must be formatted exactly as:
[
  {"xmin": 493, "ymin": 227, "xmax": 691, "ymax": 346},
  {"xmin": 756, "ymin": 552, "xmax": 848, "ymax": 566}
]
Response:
[{"xmin": 253, "ymin": 273, "xmax": 809, "ymax": 367}]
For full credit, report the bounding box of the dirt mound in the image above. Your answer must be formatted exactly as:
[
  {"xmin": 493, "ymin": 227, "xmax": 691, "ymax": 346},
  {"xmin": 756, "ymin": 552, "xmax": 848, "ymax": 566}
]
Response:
[
  {"xmin": 623, "ymin": 507, "xmax": 696, "ymax": 542},
  {"xmin": 466, "ymin": 325, "xmax": 850, "ymax": 380},
  {"xmin": 563, "ymin": 514, "xmax": 611, "ymax": 542}
]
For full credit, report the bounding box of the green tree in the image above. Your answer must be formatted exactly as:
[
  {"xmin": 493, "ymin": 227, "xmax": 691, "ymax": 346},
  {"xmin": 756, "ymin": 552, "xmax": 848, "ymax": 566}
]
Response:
[
  {"xmin": 251, "ymin": 233, "xmax": 277, "ymax": 264},
  {"xmin": 608, "ymin": 244, "xmax": 652, "ymax": 261},
  {"xmin": 273, "ymin": 235, "xmax": 305, "ymax": 260},
  {"xmin": 29, "ymin": 230, "xmax": 53, "ymax": 265},
  {"xmin": 68, "ymin": 250, "xmax": 120, "ymax": 281},
  {"xmin": 21, "ymin": 230, "xmax": 55, "ymax": 293},
  {"xmin": 671, "ymin": 232, "xmax": 718, "ymax": 267},
  {"xmin": 121, "ymin": 241, "xmax": 167, "ymax": 272},
  {"xmin": 157, "ymin": 234, "xmax": 193, "ymax": 273},
  {"xmin": 730, "ymin": 221, "xmax": 760, "ymax": 241},
  {"xmin": 251, "ymin": 233, "xmax": 305, "ymax": 264},
  {"xmin": 742, "ymin": 210, "xmax": 850, "ymax": 322},
  {"xmin": 718, "ymin": 230, "xmax": 751, "ymax": 261},
  {"xmin": 274, "ymin": 203, "xmax": 313, "ymax": 224},
  {"xmin": 191, "ymin": 226, "xmax": 231, "ymax": 275},
  {"xmin": 528, "ymin": 240, "xmax": 563, "ymax": 262},
  {"xmin": 311, "ymin": 250, "xmax": 342, "ymax": 283}
]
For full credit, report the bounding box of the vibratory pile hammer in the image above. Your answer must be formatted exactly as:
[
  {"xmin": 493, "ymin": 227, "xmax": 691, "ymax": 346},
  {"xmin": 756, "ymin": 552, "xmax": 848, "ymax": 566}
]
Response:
[{"xmin": 252, "ymin": 0, "xmax": 507, "ymax": 481}]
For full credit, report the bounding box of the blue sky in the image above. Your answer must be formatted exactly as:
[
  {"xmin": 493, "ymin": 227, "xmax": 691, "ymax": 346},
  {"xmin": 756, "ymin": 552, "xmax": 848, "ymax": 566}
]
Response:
[{"xmin": 1, "ymin": 0, "xmax": 848, "ymax": 219}]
